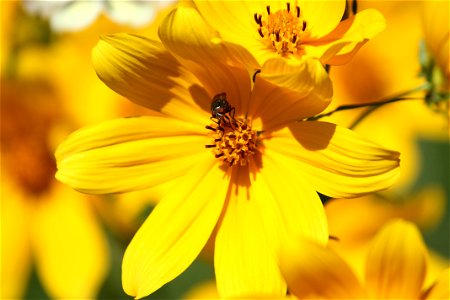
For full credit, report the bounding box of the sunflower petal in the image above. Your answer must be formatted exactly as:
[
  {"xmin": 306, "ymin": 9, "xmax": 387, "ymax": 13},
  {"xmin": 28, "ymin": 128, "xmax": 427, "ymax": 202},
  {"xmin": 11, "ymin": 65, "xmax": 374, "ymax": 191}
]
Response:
[
  {"xmin": 279, "ymin": 238, "xmax": 365, "ymax": 298},
  {"xmin": 158, "ymin": 2, "xmax": 253, "ymax": 114},
  {"xmin": 264, "ymin": 121, "xmax": 400, "ymax": 198},
  {"xmin": 214, "ymin": 165, "xmax": 286, "ymax": 298},
  {"xmin": 31, "ymin": 184, "xmax": 108, "ymax": 299},
  {"xmin": 250, "ymin": 58, "xmax": 332, "ymax": 130},
  {"xmin": 122, "ymin": 157, "xmax": 228, "ymax": 299},
  {"xmin": 92, "ymin": 33, "xmax": 210, "ymax": 123},
  {"xmin": 365, "ymin": 219, "xmax": 427, "ymax": 299},
  {"xmin": 55, "ymin": 116, "xmax": 209, "ymax": 194}
]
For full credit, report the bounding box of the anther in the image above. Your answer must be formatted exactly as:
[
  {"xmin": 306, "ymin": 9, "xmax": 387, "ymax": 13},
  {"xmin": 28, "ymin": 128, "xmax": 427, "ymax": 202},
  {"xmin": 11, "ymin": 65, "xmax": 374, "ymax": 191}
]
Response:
[
  {"xmin": 296, "ymin": 6, "xmax": 300, "ymax": 17},
  {"xmin": 292, "ymin": 34, "xmax": 297, "ymax": 43},
  {"xmin": 266, "ymin": 5, "xmax": 270, "ymax": 14},
  {"xmin": 206, "ymin": 125, "xmax": 216, "ymax": 131},
  {"xmin": 276, "ymin": 31, "xmax": 280, "ymax": 42},
  {"xmin": 215, "ymin": 153, "xmax": 224, "ymax": 158},
  {"xmin": 258, "ymin": 28, "xmax": 264, "ymax": 37},
  {"xmin": 286, "ymin": 2, "xmax": 290, "ymax": 12},
  {"xmin": 252, "ymin": 69, "xmax": 261, "ymax": 82},
  {"xmin": 205, "ymin": 145, "xmax": 215, "ymax": 148},
  {"xmin": 302, "ymin": 20, "xmax": 307, "ymax": 31},
  {"xmin": 254, "ymin": 13, "xmax": 259, "ymax": 24}
]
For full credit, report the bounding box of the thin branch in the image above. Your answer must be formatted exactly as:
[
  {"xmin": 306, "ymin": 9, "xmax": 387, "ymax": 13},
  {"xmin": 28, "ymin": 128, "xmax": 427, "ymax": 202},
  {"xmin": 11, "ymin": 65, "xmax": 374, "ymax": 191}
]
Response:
[{"xmin": 307, "ymin": 83, "xmax": 431, "ymax": 122}]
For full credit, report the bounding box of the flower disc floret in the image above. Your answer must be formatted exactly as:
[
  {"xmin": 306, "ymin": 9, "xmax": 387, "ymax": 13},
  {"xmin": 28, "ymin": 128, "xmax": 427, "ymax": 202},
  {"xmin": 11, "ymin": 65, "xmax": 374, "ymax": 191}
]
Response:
[
  {"xmin": 255, "ymin": 3, "xmax": 309, "ymax": 54},
  {"xmin": 206, "ymin": 117, "xmax": 258, "ymax": 167}
]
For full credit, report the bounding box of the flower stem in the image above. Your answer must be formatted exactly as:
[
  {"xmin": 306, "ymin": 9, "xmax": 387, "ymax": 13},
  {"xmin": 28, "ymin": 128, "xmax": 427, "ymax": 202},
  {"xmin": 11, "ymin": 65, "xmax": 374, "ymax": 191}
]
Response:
[{"xmin": 307, "ymin": 83, "xmax": 431, "ymax": 125}]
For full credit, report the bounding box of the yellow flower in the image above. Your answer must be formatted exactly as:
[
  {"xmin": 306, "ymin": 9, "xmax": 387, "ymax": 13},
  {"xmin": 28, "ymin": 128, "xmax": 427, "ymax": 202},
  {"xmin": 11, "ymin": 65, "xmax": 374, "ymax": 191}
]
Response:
[
  {"xmin": 280, "ymin": 219, "xmax": 450, "ymax": 299},
  {"xmin": 55, "ymin": 4, "xmax": 400, "ymax": 299},
  {"xmin": 1, "ymin": 79, "xmax": 108, "ymax": 299},
  {"xmin": 193, "ymin": 0, "xmax": 386, "ymax": 66}
]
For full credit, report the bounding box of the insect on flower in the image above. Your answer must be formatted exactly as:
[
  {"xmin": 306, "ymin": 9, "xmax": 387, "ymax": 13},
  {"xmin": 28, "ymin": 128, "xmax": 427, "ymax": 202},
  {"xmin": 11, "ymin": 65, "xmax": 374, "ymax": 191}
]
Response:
[{"xmin": 210, "ymin": 92, "xmax": 236, "ymax": 129}]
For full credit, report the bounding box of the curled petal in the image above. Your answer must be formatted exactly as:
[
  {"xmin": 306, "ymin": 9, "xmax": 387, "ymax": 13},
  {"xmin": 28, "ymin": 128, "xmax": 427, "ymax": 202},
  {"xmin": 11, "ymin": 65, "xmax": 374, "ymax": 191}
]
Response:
[
  {"xmin": 250, "ymin": 58, "xmax": 332, "ymax": 130},
  {"xmin": 306, "ymin": 9, "xmax": 387, "ymax": 65}
]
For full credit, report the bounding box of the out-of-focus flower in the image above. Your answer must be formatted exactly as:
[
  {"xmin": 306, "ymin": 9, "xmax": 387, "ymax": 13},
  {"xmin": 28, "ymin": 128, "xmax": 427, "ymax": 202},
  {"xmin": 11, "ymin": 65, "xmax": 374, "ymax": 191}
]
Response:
[
  {"xmin": 0, "ymin": 79, "xmax": 109, "ymax": 299},
  {"xmin": 193, "ymin": 0, "xmax": 385, "ymax": 66},
  {"xmin": 326, "ymin": 1, "xmax": 448, "ymax": 190},
  {"xmin": 22, "ymin": 0, "xmax": 174, "ymax": 32},
  {"xmin": 325, "ymin": 186, "xmax": 448, "ymax": 287},
  {"xmin": 421, "ymin": 0, "xmax": 449, "ymax": 114},
  {"xmin": 279, "ymin": 219, "xmax": 450, "ymax": 299},
  {"xmin": 55, "ymin": 3, "xmax": 400, "ymax": 299}
]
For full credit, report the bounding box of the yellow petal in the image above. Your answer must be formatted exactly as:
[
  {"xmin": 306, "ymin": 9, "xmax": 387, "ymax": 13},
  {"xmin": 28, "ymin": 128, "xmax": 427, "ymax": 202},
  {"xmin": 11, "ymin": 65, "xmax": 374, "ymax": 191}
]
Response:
[
  {"xmin": 122, "ymin": 156, "xmax": 228, "ymax": 299},
  {"xmin": 56, "ymin": 116, "xmax": 209, "ymax": 194},
  {"xmin": 159, "ymin": 2, "xmax": 254, "ymax": 115},
  {"xmin": 193, "ymin": 0, "xmax": 274, "ymax": 66},
  {"xmin": 250, "ymin": 58, "xmax": 332, "ymax": 130},
  {"xmin": 365, "ymin": 219, "xmax": 427, "ymax": 299},
  {"xmin": 92, "ymin": 33, "xmax": 211, "ymax": 123},
  {"xmin": 265, "ymin": 121, "xmax": 400, "ymax": 198},
  {"xmin": 256, "ymin": 150, "xmax": 329, "ymax": 244},
  {"xmin": 279, "ymin": 238, "xmax": 365, "ymax": 299},
  {"xmin": 214, "ymin": 165, "xmax": 286, "ymax": 298},
  {"xmin": 1, "ymin": 179, "xmax": 32, "ymax": 299},
  {"xmin": 318, "ymin": 9, "xmax": 387, "ymax": 65},
  {"xmin": 31, "ymin": 183, "xmax": 108, "ymax": 299},
  {"xmin": 299, "ymin": 0, "xmax": 346, "ymax": 38},
  {"xmin": 423, "ymin": 268, "xmax": 450, "ymax": 299}
]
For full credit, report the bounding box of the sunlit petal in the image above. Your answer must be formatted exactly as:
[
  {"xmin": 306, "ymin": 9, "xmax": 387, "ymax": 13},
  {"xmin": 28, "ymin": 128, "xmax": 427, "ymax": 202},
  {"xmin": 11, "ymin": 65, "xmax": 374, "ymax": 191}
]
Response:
[
  {"xmin": 365, "ymin": 219, "xmax": 427, "ymax": 299},
  {"xmin": 215, "ymin": 165, "xmax": 286, "ymax": 297},
  {"xmin": 250, "ymin": 58, "xmax": 332, "ymax": 130},
  {"xmin": 280, "ymin": 238, "xmax": 365, "ymax": 298},
  {"xmin": 256, "ymin": 151, "xmax": 329, "ymax": 244},
  {"xmin": 298, "ymin": 0, "xmax": 346, "ymax": 38},
  {"xmin": 265, "ymin": 122, "xmax": 400, "ymax": 198},
  {"xmin": 122, "ymin": 157, "xmax": 228, "ymax": 299},
  {"xmin": 31, "ymin": 183, "xmax": 108, "ymax": 299},
  {"xmin": 158, "ymin": 2, "xmax": 253, "ymax": 114},
  {"xmin": 56, "ymin": 116, "xmax": 209, "ymax": 194},
  {"xmin": 92, "ymin": 33, "xmax": 211, "ymax": 123},
  {"xmin": 308, "ymin": 9, "xmax": 387, "ymax": 65}
]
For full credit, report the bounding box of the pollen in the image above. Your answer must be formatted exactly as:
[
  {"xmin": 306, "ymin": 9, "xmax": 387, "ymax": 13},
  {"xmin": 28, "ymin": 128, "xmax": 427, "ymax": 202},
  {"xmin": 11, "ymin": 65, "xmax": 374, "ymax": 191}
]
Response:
[
  {"xmin": 254, "ymin": 2, "xmax": 309, "ymax": 55},
  {"xmin": 205, "ymin": 117, "xmax": 258, "ymax": 167}
]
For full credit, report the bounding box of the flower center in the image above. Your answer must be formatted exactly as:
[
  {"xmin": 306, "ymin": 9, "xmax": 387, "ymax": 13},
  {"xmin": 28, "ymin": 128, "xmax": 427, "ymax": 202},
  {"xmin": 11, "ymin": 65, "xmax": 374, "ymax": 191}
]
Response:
[
  {"xmin": 205, "ymin": 93, "xmax": 258, "ymax": 167},
  {"xmin": 254, "ymin": 2, "xmax": 309, "ymax": 55},
  {"xmin": 206, "ymin": 118, "xmax": 258, "ymax": 166}
]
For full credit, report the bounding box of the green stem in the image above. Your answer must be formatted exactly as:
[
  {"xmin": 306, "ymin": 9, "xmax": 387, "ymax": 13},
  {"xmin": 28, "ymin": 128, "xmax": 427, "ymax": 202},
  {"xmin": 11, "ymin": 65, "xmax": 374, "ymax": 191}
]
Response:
[{"xmin": 307, "ymin": 83, "xmax": 431, "ymax": 123}]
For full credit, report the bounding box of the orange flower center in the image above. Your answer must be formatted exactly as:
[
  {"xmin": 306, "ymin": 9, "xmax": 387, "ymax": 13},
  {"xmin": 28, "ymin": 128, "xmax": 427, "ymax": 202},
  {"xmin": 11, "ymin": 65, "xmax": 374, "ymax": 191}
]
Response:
[
  {"xmin": 206, "ymin": 117, "xmax": 258, "ymax": 167},
  {"xmin": 254, "ymin": 2, "xmax": 309, "ymax": 55}
]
